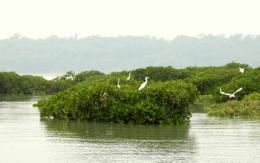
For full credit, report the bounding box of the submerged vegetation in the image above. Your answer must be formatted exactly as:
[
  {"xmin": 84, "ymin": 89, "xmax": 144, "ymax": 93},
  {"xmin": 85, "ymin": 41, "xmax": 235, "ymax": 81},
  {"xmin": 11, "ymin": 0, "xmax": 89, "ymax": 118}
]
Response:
[{"xmin": 1, "ymin": 62, "xmax": 259, "ymax": 122}]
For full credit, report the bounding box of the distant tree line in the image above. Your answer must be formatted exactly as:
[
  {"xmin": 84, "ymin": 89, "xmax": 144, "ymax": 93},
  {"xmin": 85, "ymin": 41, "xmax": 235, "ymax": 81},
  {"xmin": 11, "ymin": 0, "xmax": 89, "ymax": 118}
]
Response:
[
  {"xmin": 0, "ymin": 72, "xmax": 49, "ymax": 94},
  {"xmin": 0, "ymin": 62, "xmax": 259, "ymax": 98},
  {"xmin": 0, "ymin": 70, "xmax": 104, "ymax": 95}
]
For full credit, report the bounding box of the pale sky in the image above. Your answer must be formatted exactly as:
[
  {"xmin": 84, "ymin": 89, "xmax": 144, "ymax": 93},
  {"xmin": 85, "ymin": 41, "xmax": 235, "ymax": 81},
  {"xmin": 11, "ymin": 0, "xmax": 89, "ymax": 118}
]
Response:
[{"xmin": 0, "ymin": 0, "xmax": 259, "ymax": 39}]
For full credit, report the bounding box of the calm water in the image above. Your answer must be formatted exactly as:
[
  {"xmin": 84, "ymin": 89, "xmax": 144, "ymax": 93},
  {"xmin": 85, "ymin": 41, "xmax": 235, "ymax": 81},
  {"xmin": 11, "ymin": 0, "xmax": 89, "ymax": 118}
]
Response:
[{"xmin": 0, "ymin": 97, "xmax": 260, "ymax": 163}]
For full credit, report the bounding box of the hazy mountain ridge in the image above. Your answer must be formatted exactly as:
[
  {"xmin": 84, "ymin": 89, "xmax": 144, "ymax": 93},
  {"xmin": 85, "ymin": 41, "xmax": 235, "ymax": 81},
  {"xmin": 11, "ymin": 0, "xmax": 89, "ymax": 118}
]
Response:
[{"xmin": 0, "ymin": 34, "xmax": 259, "ymax": 74}]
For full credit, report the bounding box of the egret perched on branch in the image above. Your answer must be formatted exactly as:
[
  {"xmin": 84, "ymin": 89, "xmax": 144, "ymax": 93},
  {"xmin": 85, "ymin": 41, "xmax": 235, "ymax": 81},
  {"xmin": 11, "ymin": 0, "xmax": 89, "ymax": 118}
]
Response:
[
  {"xmin": 127, "ymin": 73, "xmax": 131, "ymax": 80},
  {"xmin": 239, "ymin": 67, "xmax": 244, "ymax": 74},
  {"xmin": 220, "ymin": 88, "xmax": 243, "ymax": 98},
  {"xmin": 117, "ymin": 79, "xmax": 121, "ymax": 89},
  {"xmin": 138, "ymin": 77, "xmax": 149, "ymax": 91}
]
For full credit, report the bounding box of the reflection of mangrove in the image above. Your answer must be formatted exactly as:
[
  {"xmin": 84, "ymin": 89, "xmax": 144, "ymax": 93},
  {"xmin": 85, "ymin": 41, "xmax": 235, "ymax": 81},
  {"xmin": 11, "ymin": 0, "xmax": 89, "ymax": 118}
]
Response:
[
  {"xmin": 44, "ymin": 120, "xmax": 190, "ymax": 139},
  {"xmin": 43, "ymin": 120, "xmax": 196, "ymax": 151}
]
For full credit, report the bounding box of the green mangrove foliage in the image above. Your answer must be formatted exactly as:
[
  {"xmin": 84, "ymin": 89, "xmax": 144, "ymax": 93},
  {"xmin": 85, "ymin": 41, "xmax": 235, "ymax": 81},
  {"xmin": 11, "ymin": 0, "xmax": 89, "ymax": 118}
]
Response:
[
  {"xmin": 224, "ymin": 62, "xmax": 251, "ymax": 69},
  {"xmin": 214, "ymin": 68, "xmax": 260, "ymax": 102},
  {"xmin": 48, "ymin": 71, "xmax": 105, "ymax": 93},
  {"xmin": 0, "ymin": 62, "xmax": 251, "ymax": 96},
  {"xmin": 0, "ymin": 72, "xmax": 51, "ymax": 95},
  {"xmin": 131, "ymin": 66, "xmax": 189, "ymax": 82},
  {"xmin": 184, "ymin": 66, "xmax": 241, "ymax": 95},
  {"xmin": 2, "ymin": 62, "xmax": 258, "ymax": 120},
  {"xmin": 35, "ymin": 80, "xmax": 198, "ymax": 124},
  {"xmin": 205, "ymin": 67, "xmax": 260, "ymax": 118},
  {"xmin": 0, "ymin": 70, "xmax": 105, "ymax": 95},
  {"xmin": 207, "ymin": 93, "xmax": 260, "ymax": 118}
]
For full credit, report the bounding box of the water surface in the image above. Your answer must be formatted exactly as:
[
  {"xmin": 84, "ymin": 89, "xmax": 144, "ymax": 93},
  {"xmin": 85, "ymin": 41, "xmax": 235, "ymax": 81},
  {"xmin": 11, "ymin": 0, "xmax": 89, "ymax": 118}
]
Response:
[{"xmin": 0, "ymin": 98, "xmax": 259, "ymax": 162}]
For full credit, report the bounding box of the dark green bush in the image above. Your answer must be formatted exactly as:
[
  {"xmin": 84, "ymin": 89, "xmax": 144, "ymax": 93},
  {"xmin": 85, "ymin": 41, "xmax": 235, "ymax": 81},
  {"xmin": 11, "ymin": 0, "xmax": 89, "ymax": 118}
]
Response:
[
  {"xmin": 74, "ymin": 71, "xmax": 105, "ymax": 82},
  {"xmin": 224, "ymin": 62, "xmax": 250, "ymax": 69},
  {"xmin": 132, "ymin": 66, "xmax": 189, "ymax": 82},
  {"xmin": 35, "ymin": 80, "xmax": 198, "ymax": 125},
  {"xmin": 0, "ymin": 72, "xmax": 51, "ymax": 95}
]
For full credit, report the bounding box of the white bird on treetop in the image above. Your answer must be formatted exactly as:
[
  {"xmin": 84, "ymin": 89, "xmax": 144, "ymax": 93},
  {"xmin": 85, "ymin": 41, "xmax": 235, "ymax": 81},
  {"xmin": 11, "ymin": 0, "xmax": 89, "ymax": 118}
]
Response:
[
  {"xmin": 117, "ymin": 79, "xmax": 121, "ymax": 89},
  {"xmin": 219, "ymin": 87, "xmax": 243, "ymax": 98},
  {"xmin": 127, "ymin": 73, "xmax": 131, "ymax": 80},
  {"xmin": 239, "ymin": 67, "xmax": 245, "ymax": 74},
  {"xmin": 138, "ymin": 77, "xmax": 149, "ymax": 91}
]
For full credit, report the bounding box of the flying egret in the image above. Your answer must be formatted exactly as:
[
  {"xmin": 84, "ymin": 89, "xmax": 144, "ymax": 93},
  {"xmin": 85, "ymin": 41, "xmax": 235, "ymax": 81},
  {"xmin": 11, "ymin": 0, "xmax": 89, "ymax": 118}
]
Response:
[
  {"xmin": 117, "ymin": 79, "xmax": 121, "ymax": 89},
  {"xmin": 220, "ymin": 88, "xmax": 243, "ymax": 98},
  {"xmin": 138, "ymin": 77, "xmax": 149, "ymax": 91},
  {"xmin": 239, "ymin": 67, "xmax": 244, "ymax": 74},
  {"xmin": 127, "ymin": 73, "xmax": 131, "ymax": 80}
]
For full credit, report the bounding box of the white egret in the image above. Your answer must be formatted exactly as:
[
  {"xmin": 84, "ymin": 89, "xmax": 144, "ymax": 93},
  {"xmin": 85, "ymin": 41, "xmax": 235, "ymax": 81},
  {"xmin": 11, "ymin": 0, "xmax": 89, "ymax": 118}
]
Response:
[
  {"xmin": 220, "ymin": 87, "xmax": 243, "ymax": 98},
  {"xmin": 138, "ymin": 77, "xmax": 149, "ymax": 91},
  {"xmin": 239, "ymin": 67, "xmax": 244, "ymax": 74},
  {"xmin": 117, "ymin": 79, "xmax": 121, "ymax": 89},
  {"xmin": 127, "ymin": 73, "xmax": 131, "ymax": 80},
  {"xmin": 102, "ymin": 92, "xmax": 108, "ymax": 98}
]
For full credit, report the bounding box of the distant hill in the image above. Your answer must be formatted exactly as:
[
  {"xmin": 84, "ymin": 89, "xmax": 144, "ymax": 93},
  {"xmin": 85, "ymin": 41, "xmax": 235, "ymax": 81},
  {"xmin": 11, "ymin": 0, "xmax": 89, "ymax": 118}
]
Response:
[{"xmin": 0, "ymin": 34, "xmax": 259, "ymax": 74}]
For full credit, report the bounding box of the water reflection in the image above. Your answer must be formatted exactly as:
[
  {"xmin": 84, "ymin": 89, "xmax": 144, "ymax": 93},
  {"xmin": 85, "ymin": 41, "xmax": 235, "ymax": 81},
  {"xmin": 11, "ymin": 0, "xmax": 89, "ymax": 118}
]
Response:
[
  {"xmin": 44, "ymin": 120, "xmax": 191, "ymax": 140},
  {"xmin": 43, "ymin": 120, "xmax": 197, "ymax": 160}
]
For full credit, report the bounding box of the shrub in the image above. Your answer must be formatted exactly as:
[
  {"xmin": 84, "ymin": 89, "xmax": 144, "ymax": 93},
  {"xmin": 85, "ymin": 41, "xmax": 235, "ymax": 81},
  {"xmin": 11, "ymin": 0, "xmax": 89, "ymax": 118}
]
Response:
[
  {"xmin": 0, "ymin": 72, "xmax": 51, "ymax": 95},
  {"xmin": 35, "ymin": 80, "xmax": 198, "ymax": 125},
  {"xmin": 132, "ymin": 66, "xmax": 189, "ymax": 82}
]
